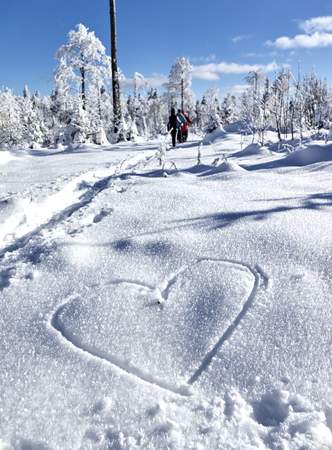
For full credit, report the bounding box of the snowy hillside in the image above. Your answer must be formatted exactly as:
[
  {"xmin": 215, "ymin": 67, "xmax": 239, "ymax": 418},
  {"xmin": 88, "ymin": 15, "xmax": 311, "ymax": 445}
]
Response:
[{"xmin": 0, "ymin": 132, "xmax": 332, "ymax": 450}]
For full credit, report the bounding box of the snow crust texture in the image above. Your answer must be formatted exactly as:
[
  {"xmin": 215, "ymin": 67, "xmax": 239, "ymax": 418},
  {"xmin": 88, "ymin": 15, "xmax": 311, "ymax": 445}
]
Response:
[
  {"xmin": 53, "ymin": 259, "xmax": 256, "ymax": 390},
  {"xmin": 0, "ymin": 134, "xmax": 332, "ymax": 449}
]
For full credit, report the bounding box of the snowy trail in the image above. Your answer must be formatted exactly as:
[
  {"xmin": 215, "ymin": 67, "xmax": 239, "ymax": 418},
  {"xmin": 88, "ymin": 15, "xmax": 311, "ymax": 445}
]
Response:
[
  {"xmin": 0, "ymin": 150, "xmax": 157, "ymax": 281},
  {"xmin": 0, "ymin": 150, "xmax": 160, "ymax": 294},
  {"xmin": 50, "ymin": 258, "xmax": 263, "ymax": 396}
]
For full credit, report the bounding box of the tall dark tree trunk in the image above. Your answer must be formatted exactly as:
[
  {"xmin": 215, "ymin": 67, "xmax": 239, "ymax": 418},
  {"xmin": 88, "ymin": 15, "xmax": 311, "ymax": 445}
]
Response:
[
  {"xmin": 80, "ymin": 66, "xmax": 86, "ymax": 110},
  {"xmin": 109, "ymin": 0, "xmax": 122, "ymax": 138},
  {"xmin": 181, "ymin": 78, "xmax": 184, "ymax": 111},
  {"xmin": 80, "ymin": 52, "xmax": 86, "ymax": 110},
  {"xmin": 276, "ymin": 117, "xmax": 282, "ymax": 142}
]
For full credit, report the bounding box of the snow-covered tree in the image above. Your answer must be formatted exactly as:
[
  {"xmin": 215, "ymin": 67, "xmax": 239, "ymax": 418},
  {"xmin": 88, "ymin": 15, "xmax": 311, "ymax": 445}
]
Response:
[
  {"xmin": 55, "ymin": 24, "xmax": 109, "ymax": 109},
  {"xmin": 270, "ymin": 69, "xmax": 291, "ymax": 141},
  {"xmin": 127, "ymin": 93, "xmax": 147, "ymax": 136},
  {"xmin": 54, "ymin": 24, "xmax": 112, "ymax": 143},
  {"xmin": 256, "ymin": 77, "xmax": 272, "ymax": 145},
  {"xmin": 220, "ymin": 93, "xmax": 238, "ymax": 125},
  {"xmin": 302, "ymin": 72, "xmax": 329, "ymax": 130},
  {"xmin": 166, "ymin": 57, "xmax": 195, "ymax": 111},
  {"xmin": 240, "ymin": 70, "xmax": 265, "ymax": 140},
  {"xmin": 200, "ymin": 88, "xmax": 223, "ymax": 132},
  {"xmin": 146, "ymin": 89, "xmax": 166, "ymax": 137},
  {"xmin": 17, "ymin": 87, "xmax": 46, "ymax": 146},
  {"xmin": 0, "ymin": 90, "xmax": 23, "ymax": 147},
  {"xmin": 132, "ymin": 72, "xmax": 147, "ymax": 97}
]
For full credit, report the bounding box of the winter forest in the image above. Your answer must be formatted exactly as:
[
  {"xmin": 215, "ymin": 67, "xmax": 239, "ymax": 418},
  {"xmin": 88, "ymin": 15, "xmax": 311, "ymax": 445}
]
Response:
[
  {"xmin": 1, "ymin": 23, "xmax": 332, "ymax": 149},
  {"xmin": 1, "ymin": 2, "xmax": 332, "ymax": 450}
]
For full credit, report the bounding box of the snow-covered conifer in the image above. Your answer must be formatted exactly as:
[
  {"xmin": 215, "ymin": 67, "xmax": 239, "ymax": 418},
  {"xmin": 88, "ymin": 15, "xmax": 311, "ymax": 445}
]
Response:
[
  {"xmin": 0, "ymin": 89, "xmax": 23, "ymax": 147},
  {"xmin": 166, "ymin": 57, "xmax": 195, "ymax": 111},
  {"xmin": 54, "ymin": 24, "xmax": 111, "ymax": 143},
  {"xmin": 200, "ymin": 88, "xmax": 223, "ymax": 132}
]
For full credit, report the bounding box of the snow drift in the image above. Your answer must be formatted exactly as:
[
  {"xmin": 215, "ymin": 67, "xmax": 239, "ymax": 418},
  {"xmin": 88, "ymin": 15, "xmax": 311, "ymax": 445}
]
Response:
[
  {"xmin": 233, "ymin": 143, "xmax": 273, "ymax": 158},
  {"xmin": 202, "ymin": 125, "xmax": 226, "ymax": 145},
  {"xmin": 284, "ymin": 143, "xmax": 332, "ymax": 166},
  {"xmin": 201, "ymin": 160, "xmax": 247, "ymax": 176},
  {"xmin": 0, "ymin": 151, "xmax": 17, "ymax": 166}
]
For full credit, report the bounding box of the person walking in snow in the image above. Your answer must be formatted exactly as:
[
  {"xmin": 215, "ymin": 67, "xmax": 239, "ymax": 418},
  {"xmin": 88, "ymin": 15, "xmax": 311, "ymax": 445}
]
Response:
[
  {"xmin": 168, "ymin": 108, "xmax": 179, "ymax": 148},
  {"xmin": 181, "ymin": 111, "xmax": 192, "ymax": 142},
  {"xmin": 176, "ymin": 109, "xmax": 187, "ymax": 143}
]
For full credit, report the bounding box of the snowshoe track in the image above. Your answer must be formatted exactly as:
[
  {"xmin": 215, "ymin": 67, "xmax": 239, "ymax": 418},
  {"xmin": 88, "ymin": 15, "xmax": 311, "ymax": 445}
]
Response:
[{"xmin": 0, "ymin": 151, "xmax": 157, "ymax": 291}]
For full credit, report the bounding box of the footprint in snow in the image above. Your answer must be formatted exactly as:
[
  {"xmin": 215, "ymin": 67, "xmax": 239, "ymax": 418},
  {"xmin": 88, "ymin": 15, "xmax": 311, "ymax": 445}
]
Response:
[
  {"xmin": 93, "ymin": 207, "xmax": 113, "ymax": 223},
  {"xmin": 66, "ymin": 207, "xmax": 113, "ymax": 236},
  {"xmin": 0, "ymin": 267, "xmax": 16, "ymax": 291}
]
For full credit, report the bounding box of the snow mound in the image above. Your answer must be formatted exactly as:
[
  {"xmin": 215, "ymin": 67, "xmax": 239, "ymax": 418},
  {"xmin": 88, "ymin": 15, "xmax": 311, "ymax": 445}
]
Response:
[
  {"xmin": 201, "ymin": 160, "xmax": 246, "ymax": 176},
  {"xmin": 233, "ymin": 143, "xmax": 272, "ymax": 157},
  {"xmin": 284, "ymin": 143, "xmax": 332, "ymax": 166},
  {"xmin": 223, "ymin": 120, "xmax": 247, "ymax": 133},
  {"xmin": 54, "ymin": 143, "xmax": 66, "ymax": 151},
  {"xmin": 0, "ymin": 150, "xmax": 17, "ymax": 166},
  {"xmin": 184, "ymin": 164, "xmax": 213, "ymax": 174},
  {"xmin": 0, "ymin": 441, "xmax": 11, "ymax": 450},
  {"xmin": 95, "ymin": 128, "xmax": 110, "ymax": 146},
  {"xmin": 202, "ymin": 126, "xmax": 226, "ymax": 145},
  {"xmin": 252, "ymin": 389, "xmax": 332, "ymax": 449},
  {"xmin": 78, "ymin": 387, "xmax": 332, "ymax": 450},
  {"xmin": 254, "ymin": 389, "xmax": 291, "ymax": 426},
  {"xmin": 66, "ymin": 143, "xmax": 97, "ymax": 152}
]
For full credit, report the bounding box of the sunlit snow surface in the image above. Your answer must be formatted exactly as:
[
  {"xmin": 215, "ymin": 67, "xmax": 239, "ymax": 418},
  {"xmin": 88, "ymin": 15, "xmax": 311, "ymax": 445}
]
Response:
[{"xmin": 0, "ymin": 135, "xmax": 332, "ymax": 449}]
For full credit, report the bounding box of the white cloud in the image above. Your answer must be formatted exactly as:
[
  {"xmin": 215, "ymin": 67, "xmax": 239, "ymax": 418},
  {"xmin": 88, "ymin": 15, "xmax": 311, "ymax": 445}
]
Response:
[
  {"xmin": 145, "ymin": 74, "xmax": 168, "ymax": 88},
  {"xmin": 299, "ymin": 16, "xmax": 332, "ymax": 34},
  {"xmin": 232, "ymin": 34, "xmax": 252, "ymax": 43},
  {"xmin": 190, "ymin": 54, "xmax": 217, "ymax": 63},
  {"xmin": 122, "ymin": 73, "xmax": 167, "ymax": 89},
  {"xmin": 243, "ymin": 51, "xmax": 279, "ymax": 58},
  {"xmin": 192, "ymin": 61, "xmax": 280, "ymax": 80},
  {"xmin": 267, "ymin": 16, "xmax": 332, "ymax": 49},
  {"xmin": 266, "ymin": 32, "xmax": 332, "ymax": 49}
]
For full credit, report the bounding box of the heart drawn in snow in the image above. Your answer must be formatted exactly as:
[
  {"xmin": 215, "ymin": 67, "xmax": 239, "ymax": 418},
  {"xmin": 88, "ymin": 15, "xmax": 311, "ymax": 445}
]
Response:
[{"xmin": 52, "ymin": 259, "xmax": 258, "ymax": 393}]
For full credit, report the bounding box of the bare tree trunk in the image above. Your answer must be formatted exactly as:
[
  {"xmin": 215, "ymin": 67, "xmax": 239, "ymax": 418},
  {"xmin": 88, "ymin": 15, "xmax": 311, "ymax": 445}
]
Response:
[
  {"xmin": 181, "ymin": 78, "xmax": 184, "ymax": 111},
  {"xmin": 98, "ymin": 87, "xmax": 102, "ymax": 122},
  {"xmin": 80, "ymin": 53, "xmax": 86, "ymax": 110},
  {"xmin": 291, "ymin": 117, "xmax": 294, "ymax": 141},
  {"xmin": 80, "ymin": 67, "xmax": 86, "ymax": 110},
  {"xmin": 109, "ymin": 0, "xmax": 122, "ymax": 139},
  {"xmin": 274, "ymin": 114, "xmax": 282, "ymax": 142},
  {"xmin": 290, "ymin": 103, "xmax": 295, "ymax": 141}
]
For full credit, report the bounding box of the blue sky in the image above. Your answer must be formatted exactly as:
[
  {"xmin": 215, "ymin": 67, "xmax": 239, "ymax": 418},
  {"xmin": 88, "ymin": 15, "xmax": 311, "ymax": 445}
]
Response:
[{"xmin": 2, "ymin": 0, "xmax": 332, "ymax": 97}]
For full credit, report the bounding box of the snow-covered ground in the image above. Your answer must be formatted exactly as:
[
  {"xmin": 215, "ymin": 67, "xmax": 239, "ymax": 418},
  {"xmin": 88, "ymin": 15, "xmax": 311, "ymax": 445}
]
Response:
[{"xmin": 0, "ymin": 132, "xmax": 332, "ymax": 450}]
